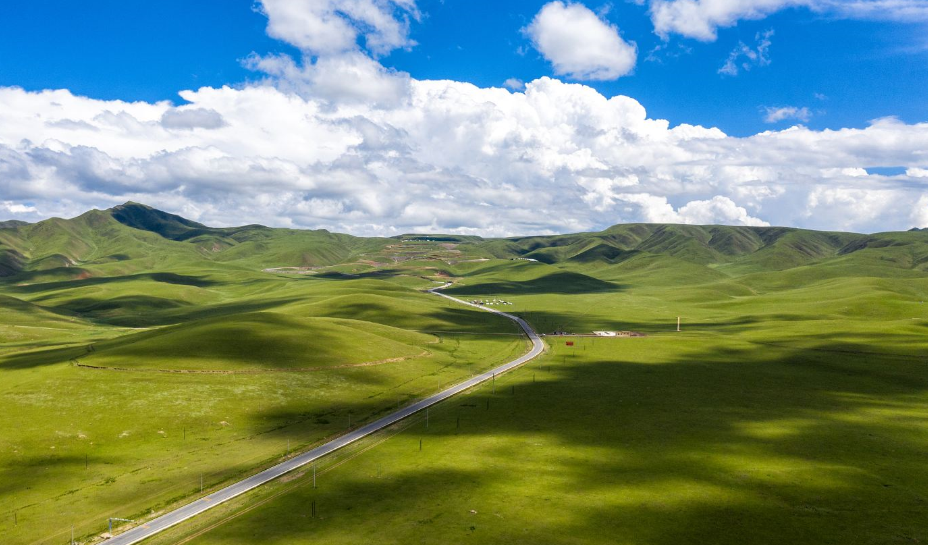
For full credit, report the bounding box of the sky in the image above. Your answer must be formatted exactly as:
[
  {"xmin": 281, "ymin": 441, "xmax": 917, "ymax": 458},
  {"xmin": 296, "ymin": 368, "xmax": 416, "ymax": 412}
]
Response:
[{"xmin": 1, "ymin": 0, "xmax": 927, "ymax": 235}]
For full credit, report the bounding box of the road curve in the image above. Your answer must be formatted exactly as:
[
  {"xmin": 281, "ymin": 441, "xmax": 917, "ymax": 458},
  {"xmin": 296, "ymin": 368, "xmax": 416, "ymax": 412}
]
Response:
[{"xmin": 101, "ymin": 283, "xmax": 544, "ymax": 545}]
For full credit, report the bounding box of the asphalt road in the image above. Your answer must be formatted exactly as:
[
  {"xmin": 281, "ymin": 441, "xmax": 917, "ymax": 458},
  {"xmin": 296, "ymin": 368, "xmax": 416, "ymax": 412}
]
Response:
[{"xmin": 101, "ymin": 283, "xmax": 544, "ymax": 545}]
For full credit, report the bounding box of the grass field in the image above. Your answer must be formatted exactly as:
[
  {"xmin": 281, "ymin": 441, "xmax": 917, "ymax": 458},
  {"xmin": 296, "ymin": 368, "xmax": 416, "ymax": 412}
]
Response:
[
  {"xmin": 143, "ymin": 333, "xmax": 928, "ymax": 545},
  {"xmin": 2, "ymin": 203, "xmax": 927, "ymax": 544},
  {"xmin": 0, "ymin": 268, "xmax": 525, "ymax": 545}
]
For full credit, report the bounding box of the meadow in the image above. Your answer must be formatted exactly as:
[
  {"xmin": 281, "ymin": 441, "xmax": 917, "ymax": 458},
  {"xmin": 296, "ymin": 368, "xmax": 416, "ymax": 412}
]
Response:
[
  {"xmin": 144, "ymin": 333, "xmax": 928, "ymax": 545},
  {"xmin": 2, "ymin": 204, "xmax": 927, "ymax": 544},
  {"xmin": 0, "ymin": 252, "xmax": 524, "ymax": 544}
]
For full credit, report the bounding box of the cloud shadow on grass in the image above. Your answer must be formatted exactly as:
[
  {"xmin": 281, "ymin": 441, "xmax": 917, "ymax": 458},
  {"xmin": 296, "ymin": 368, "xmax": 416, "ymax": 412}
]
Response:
[{"xmin": 203, "ymin": 334, "xmax": 928, "ymax": 545}]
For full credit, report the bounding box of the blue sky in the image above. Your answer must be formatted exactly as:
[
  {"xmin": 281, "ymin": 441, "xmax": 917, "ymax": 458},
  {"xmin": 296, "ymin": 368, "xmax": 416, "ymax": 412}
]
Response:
[
  {"xmin": 0, "ymin": 1, "xmax": 927, "ymax": 234},
  {"xmin": 2, "ymin": 1, "xmax": 925, "ymax": 136}
]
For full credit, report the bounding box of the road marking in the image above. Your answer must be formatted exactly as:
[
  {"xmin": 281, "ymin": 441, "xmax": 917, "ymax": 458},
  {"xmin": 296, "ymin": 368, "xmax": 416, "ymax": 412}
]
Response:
[{"xmin": 101, "ymin": 284, "xmax": 543, "ymax": 544}]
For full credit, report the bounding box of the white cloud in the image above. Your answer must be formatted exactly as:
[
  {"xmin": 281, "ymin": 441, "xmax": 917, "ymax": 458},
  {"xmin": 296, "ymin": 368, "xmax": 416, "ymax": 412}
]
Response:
[
  {"xmin": 244, "ymin": 51, "xmax": 411, "ymax": 107},
  {"xmin": 763, "ymin": 105, "xmax": 811, "ymax": 123},
  {"xmin": 2, "ymin": 0, "xmax": 928, "ymax": 236},
  {"xmin": 617, "ymin": 194, "xmax": 769, "ymax": 225},
  {"xmin": 257, "ymin": 0, "xmax": 419, "ymax": 56},
  {"xmin": 161, "ymin": 108, "xmax": 227, "ymax": 130},
  {"xmin": 652, "ymin": 0, "xmax": 803, "ymax": 40},
  {"xmin": 912, "ymin": 194, "xmax": 928, "ymax": 227},
  {"xmin": 525, "ymin": 1, "xmax": 637, "ymax": 81},
  {"xmin": 719, "ymin": 30, "xmax": 773, "ymax": 75},
  {"xmin": 2, "ymin": 72, "xmax": 928, "ymax": 235},
  {"xmin": 678, "ymin": 196, "xmax": 770, "ymax": 225},
  {"xmin": 828, "ymin": 0, "xmax": 928, "ymax": 22},
  {"xmin": 503, "ymin": 78, "xmax": 525, "ymax": 91},
  {"xmin": 650, "ymin": 0, "xmax": 928, "ymax": 41},
  {"xmin": 1, "ymin": 201, "xmax": 37, "ymax": 215},
  {"xmin": 805, "ymin": 186, "xmax": 901, "ymax": 231}
]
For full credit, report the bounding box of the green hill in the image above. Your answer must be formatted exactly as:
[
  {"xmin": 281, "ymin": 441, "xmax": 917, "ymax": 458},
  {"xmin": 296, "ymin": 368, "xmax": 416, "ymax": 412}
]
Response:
[
  {"xmin": 2, "ymin": 203, "xmax": 927, "ymax": 545},
  {"xmin": 4, "ymin": 204, "xmax": 927, "ymax": 284}
]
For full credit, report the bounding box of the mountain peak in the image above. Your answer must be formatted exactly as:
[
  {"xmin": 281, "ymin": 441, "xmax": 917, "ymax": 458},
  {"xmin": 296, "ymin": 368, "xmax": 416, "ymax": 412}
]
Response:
[{"xmin": 110, "ymin": 202, "xmax": 208, "ymax": 241}]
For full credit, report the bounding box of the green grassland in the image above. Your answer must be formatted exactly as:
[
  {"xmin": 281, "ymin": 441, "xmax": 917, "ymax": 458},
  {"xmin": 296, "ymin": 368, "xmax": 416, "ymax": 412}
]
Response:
[
  {"xmin": 2, "ymin": 203, "xmax": 927, "ymax": 544},
  {"xmin": 146, "ymin": 334, "xmax": 928, "ymax": 545},
  {"xmin": 0, "ymin": 205, "xmax": 527, "ymax": 544}
]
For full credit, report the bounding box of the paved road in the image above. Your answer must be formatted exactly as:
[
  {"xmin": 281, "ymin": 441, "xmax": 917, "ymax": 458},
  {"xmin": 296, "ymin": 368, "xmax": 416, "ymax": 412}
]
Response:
[{"xmin": 101, "ymin": 284, "xmax": 544, "ymax": 544}]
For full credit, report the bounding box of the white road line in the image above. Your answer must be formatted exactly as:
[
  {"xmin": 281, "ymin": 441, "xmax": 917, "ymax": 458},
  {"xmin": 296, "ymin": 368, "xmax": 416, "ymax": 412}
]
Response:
[{"xmin": 101, "ymin": 284, "xmax": 544, "ymax": 544}]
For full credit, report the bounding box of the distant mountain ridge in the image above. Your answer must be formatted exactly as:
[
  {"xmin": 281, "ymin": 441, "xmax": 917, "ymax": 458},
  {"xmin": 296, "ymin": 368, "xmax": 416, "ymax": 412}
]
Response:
[
  {"xmin": 0, "ymin": 220, "xmax": 29, "ymax": 229},
  {"xmin": 0, "ymin": 202, "xmax": 386, "ymax": 279},
  {"xmin": 1, "ymin": 202, "xmax": 926, "ymax": 281}
]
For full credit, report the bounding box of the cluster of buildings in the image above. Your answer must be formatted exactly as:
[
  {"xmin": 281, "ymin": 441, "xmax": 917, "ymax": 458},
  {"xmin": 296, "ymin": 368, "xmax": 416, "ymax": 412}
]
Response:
[{"xmin": 471, "ymin": 299, "xmax": 513, "ymax": 306}]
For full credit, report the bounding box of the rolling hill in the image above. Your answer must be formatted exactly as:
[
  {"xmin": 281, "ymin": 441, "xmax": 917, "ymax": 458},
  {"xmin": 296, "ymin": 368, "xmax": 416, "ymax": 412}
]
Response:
[
  {"xmin": 2, "ymin": 203, "xmax": 927, "ymax": 285},
  {"xmin": 2, "ymin": 203, "xmax": 927, "ymax": 545}
]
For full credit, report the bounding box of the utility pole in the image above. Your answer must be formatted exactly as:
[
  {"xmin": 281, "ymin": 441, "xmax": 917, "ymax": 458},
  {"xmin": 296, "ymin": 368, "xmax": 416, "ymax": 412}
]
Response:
[
  {"xmin": 71, "ymin": 526, "xmax": 74, "ymax": 545},
  {"xmin": 108, "ymin": 518, "xmax": 133, "ymax": 535},
  {"xmin": 677, "ymin": 316, "xmax": 681, "ymax": 332}
]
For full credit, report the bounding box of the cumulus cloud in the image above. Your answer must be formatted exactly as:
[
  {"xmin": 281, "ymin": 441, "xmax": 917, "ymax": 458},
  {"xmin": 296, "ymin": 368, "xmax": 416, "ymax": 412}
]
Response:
[
  {"xmin": 161, "ymin": 108, "xmax": 227, "ymax": 130},
  {"xmin": 617, "ymin": 194, "xmax": 769, "ymax": 225},
  {"xmin": 1, "ymin": 200, "xmax": 37, "ymax": 215},
  {"xmin": 244, "ymin": 51, "xmax": 411, "ymax": 107},
  {"xmin": 650, "ymin": 0, "xmax": 928, "ymax": 41},
  {"xmin": 245, "ymin": 1, "xmax": 417, "ymax": 109},
  {"xmin": 257, "ymin": 0, "xmax": 419, "ymax": 56},
  {"xmin": 1, "ymin": 1, "xmax": 927, "ymax": 235},
  {"xmin": 503, "ymin": 78, "xmax": 525, "ymax": 91},
  {"xmin": 763, "ymin": 105, "xmax": 811, "ymax": 123},
  {"xmin": 525, "ymin": 1, "xmax": 637, "ymax": 81},
  {"xmin": 719, "ymin": 30, "xmax": 773, "ymax": 75},
  {"xmin": 913, "ymin": 194, "xmax": 928, "ymax": 227},
  {"xmin": 2, "ymin": 79, "xmax": 928, "ymax": 235}
]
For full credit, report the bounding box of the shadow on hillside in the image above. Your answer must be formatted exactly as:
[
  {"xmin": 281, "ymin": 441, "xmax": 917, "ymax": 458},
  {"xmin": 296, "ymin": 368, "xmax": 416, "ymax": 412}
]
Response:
[
  {"xmin": 240, "ymin": 336, "xmax": 928, "ymax": 544},
  {"xmin": 446, "ymin": 271, "xmax": 624, "ymax": 295},
  {"xmin": 0, "ymin": 345, "xmax": 88, "ymax": 371},
  {"xmin": 6, "ymin": 334, "xmax": 928, "ymax": 543},
  {"xmin": 307, "ymin": 299, "xmax": 519, "ymax": 334},
  {"xmin": 8, "ymin": 272, "xmax": 220, "ymax": 294},
  {"xmin": 71, "ymin": 313, "xmax": 425, "ymax": 373},
  {"xmin": 313, "ymin": 269, "xmax": 417, "ymax": 280},
  {"xmin": 0, "ymin": 452, "xmax": 107, "ymax": 499},
  {"xmin": 46, "ymin": 296, "xmax": 303, "ymax": 329}
]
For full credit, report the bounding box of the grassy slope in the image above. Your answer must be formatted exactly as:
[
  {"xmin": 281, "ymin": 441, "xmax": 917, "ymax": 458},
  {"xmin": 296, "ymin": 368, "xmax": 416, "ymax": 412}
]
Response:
[
  {"xmin": 140, "ymin": 224, "xmax": 928, "ymax": 545},
  {"xmin": 2, "ymin": 205, "xmax": 928, "ymax": 544},
  {"xmin": 152, "ymin": 334, "xmax": 928, "ymax": 545},
  {"xmin": 0, "ymin": 206, "xmax": 524, "ymax": 544},
  {"xmin": 0, "ymin": 272, "xmax": 526, "ymax": 545},
  {"xmin": 81, "ymin": 313, "xmax": 435, "ymax": 371}
]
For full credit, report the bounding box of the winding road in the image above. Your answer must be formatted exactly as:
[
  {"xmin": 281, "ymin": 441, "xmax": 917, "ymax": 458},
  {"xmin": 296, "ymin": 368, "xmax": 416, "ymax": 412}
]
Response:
[{"xmin": 101, "ymin": 283, "xmax": 545, "ymax": 544}]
